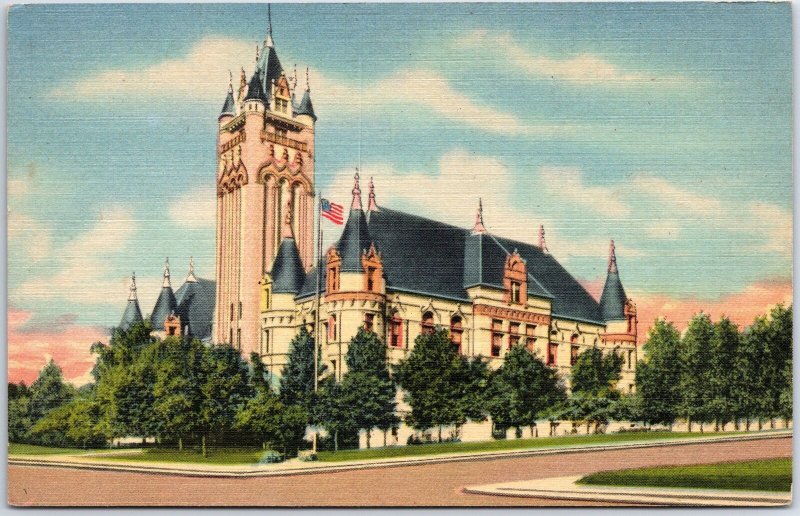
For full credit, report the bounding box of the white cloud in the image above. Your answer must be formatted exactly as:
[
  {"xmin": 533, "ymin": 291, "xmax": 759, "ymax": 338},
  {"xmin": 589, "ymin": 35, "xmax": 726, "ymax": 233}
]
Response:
[
  {"xmin": 456, "ymin": 30, "xmax": 687, "ymax": 86},
  {"xmin": 539, "ymin": 167, "xmax": 631, "ymax": 218},
  {"xmin": 631, "ymin": 174, "xmax": 723, "ymax": 215},
  {"xmin": 14, "ymin": 207, "xmax": 140, "ymax": 305},
  {"xmin": 169, "ymin": 186, "xmax": 217, "ymax": 229},
  {"xmin": 8, "ymin": 212, "xmax": 53, "ymax": 262}
]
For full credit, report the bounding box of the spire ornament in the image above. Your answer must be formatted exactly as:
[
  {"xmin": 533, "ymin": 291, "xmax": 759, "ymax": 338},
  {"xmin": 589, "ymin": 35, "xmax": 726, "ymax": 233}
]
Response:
[
  {"xmin": 367, "ymin": 177, "xmax": 379, "ymax": 212},
  {"xmin": 471, "ymin": 198, "xmax": 487, "ymax": 235},
  {"xmin": 128, "ymin": 272, "xmax": 138, "ymax": 301},
  {"xmin": 282, "ymin": 198, "xmax": 295, "ymax": 239},
  {"xmin": 162, "ymin": 257, "xmax": 171, "ymax": 288},
  {"xmin": 305, "ymin": 66, "xmax": 310, "ymax": 92},
  {"xmin": 186, "ymin": 257, "xmax": 198, "ymax": 283},
  {"xmin": 351, "ymin": 170, "xmax": 363, "ymax": 210},
  {"xmin": 538, "ymin": 225, "xmax": 549, "ymax": 254},
  {"xmin": 608, "ymin": 239, "xmax": 618, "ymax": 273}
]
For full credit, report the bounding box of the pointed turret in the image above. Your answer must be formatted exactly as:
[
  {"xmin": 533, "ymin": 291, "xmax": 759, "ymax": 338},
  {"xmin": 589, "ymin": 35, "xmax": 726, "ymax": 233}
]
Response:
[
  {"xmin": 367, "ymin": 177, "xmax": 379, "ymax": 213},
  {"xmin": 244, "ymin": 67, "xmax": 267, "ymax": 103},
  {"xmin": 271, "ymin": 198, "xmax": 305, "ymax": 293},
  {"xmin": 220, "ymin": 71, "xmax": 236, "ymax": 118},
  {"xmin": 599, "ymin": 240, "xmax": 628, "ymax": 322},
  {"xmin": 471, "ymin": 198, "xmax": 487, "ymax": 235},
  {"xmin": 258, "ymin": 7, "xmax": 284, "ymax": 97},
  {"xmin": 151, "ymin": 258, "xmax": 178, "ymax": 329},
  {"xmin": 337, "ymin": 172, "xmax": 372, "ymax": 272},
  {"xmin": 295, "ymin": 68, "xmax": 317, "ymax": 122},
  {"xmin": 119, "ymin": 273, "xmax": 144, "ymax": 331}
]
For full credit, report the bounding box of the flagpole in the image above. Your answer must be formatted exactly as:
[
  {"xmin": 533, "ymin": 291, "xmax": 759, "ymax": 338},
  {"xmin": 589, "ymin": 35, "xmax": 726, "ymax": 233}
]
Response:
[{"xmin": 312, "ymin": 192, "xmax": 322, "ymax": 453}]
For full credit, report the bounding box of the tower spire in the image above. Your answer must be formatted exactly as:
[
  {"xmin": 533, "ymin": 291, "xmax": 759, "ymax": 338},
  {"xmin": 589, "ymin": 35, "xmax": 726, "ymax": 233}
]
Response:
[
  {"xmin": 471, "ymin": 198, "xmax": 487, "ymax": 234},
  {"xmin": 538, "ymin": 224, "xmax": 549, "ymax": 254},
  {"xmin": 162, "ymin": 257, "xmax": 171, "ymax": 288},
  {"xmin": 128, "ymin": 272, "xmax": 138, "ymax": 301},
  {"xmin": 305, "ymin": 66, "xmax": 310, "ymax": 92},
  {"xmin": 608, "ymin": 239, "xmax": 618, "ymax": 273},
  {"xmin": 186, "ymin": 257, "xmax": 198, "ymax": 283},
  {"xmin": 282, "ymin": 198, "xmax": 295, "ymax": 239},
  {"xmin": 228, "ymin": 70, "xmax": 233, "ymax": 93},
  {"xmin": 351, "ymin": 170, "xmax": 363, "ymax": 210},
  {"xmin": 265, "ymin": 4, "xmax": 274, "ymax": 48},
  {"xmin": 367, "ymin": 177, "xmax": 379, "ymax": 212}
]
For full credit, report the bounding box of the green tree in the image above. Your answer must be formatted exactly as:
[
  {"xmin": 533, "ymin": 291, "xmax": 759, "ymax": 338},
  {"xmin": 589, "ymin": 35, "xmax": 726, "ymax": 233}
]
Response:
[
  {"xmin": 279, "ymin": 327, "xmax": 324, "ymax": 411},
  {"xmin": 765, "ymin": 305, "xmax": 792, "ymax": 427},
  {"xmin": 152, "ymin": 337, "xmax": 204, "ymax": 450},
  {"xmin": 567, "ymin": 347, "xmax": 623, "ymax": 433},
  {"xmin": 8, "ymin": 381, "xmax": 30, "ymax": 401},
  {"xmin": 679, "ymin": 313, "xmax": 714, "ymax": 431},
  {"xmin": 487, "ymin": 344, "xmax": 565, "ymax": 438},
  {"xmin": 394, "ymin": 328, "xmax": 464, "ymax": 442},
  {"xmin": 29, "ymin": 359, "xmax": 74, "ymax": 421},
  {"xmin": 636, "ymin": 319, "xmax": 682, "ymax": 427},
  {"xmin": 197, "ymin": 344, "xmax": 253, "ymax": 456},
  {"xmin": 314, "ymin": 378, "xmax": 355, "ymax": 452},
  {"xmin": 738, "ymin": 315, "xmax": 771, "ymax": 429},
  {"xmin": 30, "ymin": 395, "xmax": 105, "ymax": 448},
  {"xmin": 8, "ymin": 396, "xmax": 33, "ymax": 443},
  {"xmin": 338, "ymin": 328, "xmax": 397, "ymax": 448},
  {"xmin": 708, "ymin": 316, "xmax": 741, "ymax": 430},
  {"xmin": 455, "ymin": 355, "xmax": 491, "ymax": 434}
]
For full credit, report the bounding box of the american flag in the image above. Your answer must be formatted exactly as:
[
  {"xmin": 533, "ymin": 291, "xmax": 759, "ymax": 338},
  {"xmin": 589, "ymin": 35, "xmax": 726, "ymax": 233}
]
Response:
[{"xmin": 321, "ymin": 198, "xmax": 344, "ymax": 225}]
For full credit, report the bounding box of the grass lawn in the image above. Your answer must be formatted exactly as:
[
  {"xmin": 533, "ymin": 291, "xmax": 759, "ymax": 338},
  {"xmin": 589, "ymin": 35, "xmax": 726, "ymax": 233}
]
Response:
[
  {"xmin": 578, "ymin": 458, "xmax": 792, "ymax": 492},
  {"xmin": 315, "ymin": 431, "xmax": 746, "ymax": 462},
  {"xmin": 8, "ymin": 443, "xmax": 104, "ymax": 455},
  {"xmin": 95, "ymin": 447, "xmax": 266, "ymax": 465}
]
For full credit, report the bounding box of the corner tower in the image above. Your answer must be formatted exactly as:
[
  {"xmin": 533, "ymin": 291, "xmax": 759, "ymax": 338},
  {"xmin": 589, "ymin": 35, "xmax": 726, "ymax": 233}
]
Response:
[{"xmin": 214, "ymin": 10, "xmax": 316, "ymax": 354}]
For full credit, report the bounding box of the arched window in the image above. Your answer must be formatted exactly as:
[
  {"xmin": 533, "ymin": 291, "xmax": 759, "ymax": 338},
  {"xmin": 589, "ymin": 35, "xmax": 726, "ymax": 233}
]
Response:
[
  {"xmin": 421, "ymin": 311, "xmax": 435, "ymax": 335},
  {"xmin": 450, "ymin": 316, "xmax": 463, "ymax": 353},
  {"xmin": 390, "ymin": 315, "xmax": 403, "ymax": 348},
  {"xmin": 328, "ymin": 314, "xmax": 337, "ymax": 341},
  {"xmin": 570, "ymin": 334, "xmax": 579, "ymax": 366}
]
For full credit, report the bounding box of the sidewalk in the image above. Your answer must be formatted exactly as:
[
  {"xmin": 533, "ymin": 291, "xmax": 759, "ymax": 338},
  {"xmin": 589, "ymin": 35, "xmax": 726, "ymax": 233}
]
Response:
[
  {"xmin": 464, "ymin": 475, "xmax": 791, "ymax": 507},
  {"xmin": 8, "ymin": 430, "xmax": 792, "ymax": 479}
]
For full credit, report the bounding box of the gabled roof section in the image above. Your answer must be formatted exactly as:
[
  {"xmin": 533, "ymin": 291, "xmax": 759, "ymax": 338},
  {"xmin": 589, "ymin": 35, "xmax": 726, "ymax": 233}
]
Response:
[
  {"xmin": 271, "ymin": 238, "xmax": 306, "ymax": 293},
  {"xmin": 175, "ymin": 278, "xmax": 216, "ymax": 341}
]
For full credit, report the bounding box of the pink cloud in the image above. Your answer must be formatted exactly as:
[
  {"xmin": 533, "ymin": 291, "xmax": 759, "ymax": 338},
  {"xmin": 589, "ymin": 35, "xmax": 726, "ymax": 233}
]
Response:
[
  {"xmin": 632, "ymin": 279, "xmax": 793, "ymax": 337},
  {"xmin": 7, "ymin": 308, "xmax": 107, "ymax": 386}
]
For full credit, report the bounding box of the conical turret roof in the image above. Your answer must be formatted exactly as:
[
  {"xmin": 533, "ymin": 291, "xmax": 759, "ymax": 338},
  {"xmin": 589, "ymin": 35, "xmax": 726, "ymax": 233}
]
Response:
[
  {"xmin": 150, "ymin": 259, "xmax": 178, "ymax": 328},
  {"xmin": 119, "ymin": 273, "xmax": 143, "ymax": 331},
  {"xmin": 271, "ymin": 238, "xmax": 306, "ymax": 293},
  {"xmin": 599, "ymin": 240, "xmax": 628, "ymax": 321},
  {"xmin": 295, "ymin": 89, "xmax": 316, "ymax": 120}
]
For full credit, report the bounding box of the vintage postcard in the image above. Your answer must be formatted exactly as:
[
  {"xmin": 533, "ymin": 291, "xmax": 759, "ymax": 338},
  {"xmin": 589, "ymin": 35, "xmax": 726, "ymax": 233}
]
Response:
[{"xmin": 7, "ymin": 2, "xmax": 792, "ymax": 507}]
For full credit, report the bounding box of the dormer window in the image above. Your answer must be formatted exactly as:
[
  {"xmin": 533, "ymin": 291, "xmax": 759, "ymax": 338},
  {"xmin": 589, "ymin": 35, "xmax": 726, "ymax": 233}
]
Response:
[
  {"xmin": 450, "ymin": 316, "xmax": 463, "ymax": 354},
  {"xmin": 275, "ymin": 98, "xmax": 289, "ymax": 113},
  {"xmin": 361, "ymin": 243, "xmax": 383, "ymax": 293},
  {"xmin": 504, "ymin": 251, "xmax": 527, "ymax": 305},
  {"xmin": 421, "ymin": 311, "xmax": 435, "ymax": 335},
  {"xmin": 326, "ymin": 247, "xmax": 341, "ymax": 294}
]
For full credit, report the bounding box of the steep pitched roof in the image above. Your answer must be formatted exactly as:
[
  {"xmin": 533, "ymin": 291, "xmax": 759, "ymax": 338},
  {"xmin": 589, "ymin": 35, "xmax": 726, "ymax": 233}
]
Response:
[
  {"xmin": 599, "ymin": 270, "xmax": 628, "ymax": 322},
  {"xmin": 271, "ymin": 238, "xmax": 306, "ymax": 293},
  {"xmin": 119, "ymin": 300, "xmax": 143, "ymax": 331},
  {"xmin": 259, "ymin": 45, "xmax": 284, "ymax": 95},
  {"xmin": 337, "ymin": 208, "xmax": 372, "ymax": 272},
  {"xmin": 175, "ymin": 278, "xmax": 216, "ymax": 341},
  {"xmin": 244, "ymin": 71, "xmax": 267, "ymax": 102},
  {"xmin": 150, "ymin": 286, "xmax": 177, "ymax": 329},
  {"xmin": 295, "ymin": 89, "xmax": 316, "ymax": 120},
  {"xmin": 220, "ymin": 90, "xmax": 236, "ymax": 116}
]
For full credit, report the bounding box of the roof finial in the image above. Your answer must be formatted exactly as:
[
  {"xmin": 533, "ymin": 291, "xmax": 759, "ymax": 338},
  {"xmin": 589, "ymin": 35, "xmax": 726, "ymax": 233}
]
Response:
[
  {"xmin": 228, "ymin": 70, "xmax": 233, "ymax": 93},
  {"xmin": 367, "ymin": 177, "xmax": 379, "ymax": 212},
  {"xmin": 351, "ymin": 169, "xmax": 363, "ymax": 210},
  {"xmin": 538, "ymin": 224, "xmax": 549, "ymax": 254},
  {"xmin": 471, "ymin": 198, "xmax": 487, "ymax": 235},
  {"xmin": 281, "ymin": 197, "xmax": 295, "ymax": 239},
  {"xmin": 305, "ymin": 67, "xmax": 310, "ymax": 92},
  {"xmin": 255, "ymin": 44, "xmax": 260, "ymax": 63},
  {"xmin": 186, "ymin": 256, "xmax": 198, "ymax": 283},
  {"xmin": 608, "ymin": 239, "xmax": 618, "ymax": 273},
  {"xmin": 162, "ymin": 257, "xmax": 171, "ymax": 288},
  {"xmin": 128, "ymin": 272, "xmax": 138, "ymax": 301},
  {"xmin": 265, "ymin": 4, "xmax": 274, "ymax": 48}
]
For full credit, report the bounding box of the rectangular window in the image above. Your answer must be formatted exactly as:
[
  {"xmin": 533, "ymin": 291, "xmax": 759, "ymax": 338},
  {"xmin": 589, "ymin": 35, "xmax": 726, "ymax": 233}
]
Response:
[
  {"xmin": 390, "ymin": 317, "xmax": 403, "ymax": 347},
  {"xmin": 571, "ymin": 345, "xmax": 579, "ymax": 366},
  {"xmin": 547, "ymin": 342, "xmax": 558, "ymax": 366},
  {"xmin": 367, "ymin": 267, "xmax": 376, "ymax": 291},
  {"xmin": 236, "ymin": 329, "xmax": 241, "ymax": 351},
  {"xmin": 525, "ymin": 325, "xmax": 537, "ymax": 350},
  {"xmin": 509, "ymin": 322, "xmax": 521, "ymax": 349},
  {"xmin": 491, "ymin": 332, "xmax": 502, "ymax": 357},
  {"xmin": 627, "ymin": 350, "xmax": 633, "ymax": 370},
  {"xmin": 511, "ymin": 282, "xmax": 520, "ymax": 303},
  {"xmin": 364, "ymin": 313, "xmax": 374, "ymax": 332},
  {"xmin": 323, "ymin": 322, "xmax": 329, "ymax": 345},
  {"xmin": 238, "ymin": 301, "xmax": 243, "ymax": 319},
  {"xmin": 328, "ymin": 315, "xmax": 337, "ymax": 341},
  {"xmin": 230, "ymin": 303, "xmax": 234, "ymax": 321}
]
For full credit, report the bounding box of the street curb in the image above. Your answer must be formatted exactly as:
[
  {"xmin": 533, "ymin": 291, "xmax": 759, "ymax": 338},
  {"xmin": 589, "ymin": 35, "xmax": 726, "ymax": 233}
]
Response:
[
  {"xmin": 8, "ymin": 431, "xmax": 792, "ymax": 479},
  {"xmin": 463, "ymin": 474, "xmax": 792, "ymax": 507}
]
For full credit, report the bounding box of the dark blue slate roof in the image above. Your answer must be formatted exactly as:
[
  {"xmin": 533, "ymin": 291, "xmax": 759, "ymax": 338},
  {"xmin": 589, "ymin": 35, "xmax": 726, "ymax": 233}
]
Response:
[
  {"xmin": 337, "ymin": 209, "xmax": 371, "ymax": 272},
  {"xmin": 175, "ymin": 278, "xmax": 216, "ymax": 341},
  {"xmin": 244, "ymin": 71, "xmax": 267, "ymax": 102},
  {"xmin": 119, "ymin": 299, "xmax": 143, "ymax": 331},
  {"xmin": 259, "ymin": 46, "xmax": 283, "ymax": 95},
  {"xmin": 599, "ymin": 270, "xmax": 628, "ymax": 322},
  {"xmin": 150, "ymin": 287, "xmax": 177, "ymax": 329},
  {"xmin": 295, "ymin": 90, "xmax": 316, "ymax": 121},
  {"xmin": 220, "ymin": 90, "xmax": 236, "ymax": 116},
  {"xmin": 271, "ymin": 238, "xmax": 306, "ymax": 293},
  {"xmin": 297, "ymin": 258, "xmax": 325, "ymax": 300},
  {"xmin": 294, "ymin": 207, "xmax": 607, "ymax": 324}
]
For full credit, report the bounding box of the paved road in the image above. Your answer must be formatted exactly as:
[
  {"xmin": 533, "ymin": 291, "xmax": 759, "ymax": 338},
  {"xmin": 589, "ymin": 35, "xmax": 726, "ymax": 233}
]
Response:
[{"xmin": 8, "ymin": 437, "xmax": 791, "ymax": 507}]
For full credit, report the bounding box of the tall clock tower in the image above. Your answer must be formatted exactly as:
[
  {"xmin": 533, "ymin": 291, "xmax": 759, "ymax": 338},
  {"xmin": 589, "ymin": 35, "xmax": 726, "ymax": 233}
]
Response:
[{"xmin": 214, "ymin": 15, "xmax": 317, "ymax": 354}]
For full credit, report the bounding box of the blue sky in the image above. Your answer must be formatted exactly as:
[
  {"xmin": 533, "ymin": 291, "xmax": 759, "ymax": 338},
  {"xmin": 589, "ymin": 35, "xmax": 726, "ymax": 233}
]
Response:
[{"xmin": 7, "ymin": 2, "xmax": 792, "ymax": 337}]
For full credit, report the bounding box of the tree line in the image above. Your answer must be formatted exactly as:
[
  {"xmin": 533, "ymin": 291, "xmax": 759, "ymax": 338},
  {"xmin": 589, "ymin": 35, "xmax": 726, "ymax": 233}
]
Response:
[{"xmin": 8, "ymin": 305, "xmax": 792, "ymax": 454}]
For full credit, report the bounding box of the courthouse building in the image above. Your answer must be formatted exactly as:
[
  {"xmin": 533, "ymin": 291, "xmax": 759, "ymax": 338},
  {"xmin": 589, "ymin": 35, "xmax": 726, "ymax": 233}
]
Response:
[{"xmin": 120, "ymin": 17, "xmax": 639, "ymax": 394}]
